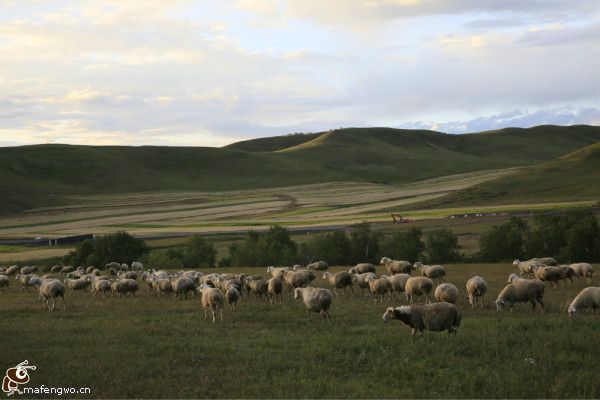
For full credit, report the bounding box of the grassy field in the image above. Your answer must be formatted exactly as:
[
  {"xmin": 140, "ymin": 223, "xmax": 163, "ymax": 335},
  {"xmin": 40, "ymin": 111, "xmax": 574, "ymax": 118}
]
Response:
[
  {"xmin": 2, "ymin": 263, "xmax": 599, "ymax": 398},
  {"xmin": 2, "ymin": 125, "xmax": 600, "ymax": 215}
]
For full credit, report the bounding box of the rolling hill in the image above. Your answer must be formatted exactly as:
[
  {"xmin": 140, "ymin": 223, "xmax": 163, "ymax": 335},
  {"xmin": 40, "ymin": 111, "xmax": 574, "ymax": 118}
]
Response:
[
  {"xmin": 1, "ymin": 125, "xmax": 599, "ymax": 215},
  {"xmin": 410, "ymin": 142, "xmax": 600, "ymax": 208}
]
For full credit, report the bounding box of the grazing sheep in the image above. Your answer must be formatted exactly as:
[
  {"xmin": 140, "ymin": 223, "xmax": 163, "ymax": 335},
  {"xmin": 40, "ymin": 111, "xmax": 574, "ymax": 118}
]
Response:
[
  {"xmin": 568, "ymin": 287, "xmax": 600, "ymax": 318},
  {"xmin": 569, "ymin": 263, "xmax": 594, "ymax": 283},
  {"xmin": 434, "ymin": 283, "xmax": 459, "ymax": 304},
  {"xmin": 283, "ymin": 270, "xmax": 314, "ymax": 291},
  {"xmin": 225, "ymin": 285, "xmax": 241, "ymax": 309},
  {"xmin": 246, "ymin": 278, "xmax": 269, "ymax": 299},
  {"xmin": 4, "ymin": 265, "xmax": 18, "ymax": 276},
  {"xmin": 535, "ymin": 257, "xmax": 558, "ymax": 266},
  {"xmin": 152, "ymin": 278, "xmax": 174, "ymax": 295},
  {"xmin": 404, "ymin": 276, "xmax": 434, "ymax": 304},
  {"xmin": 131, "ymin": 261, "xmax": 143, "ymax": 272},
  {"xmin": 20, "ymin": 266, "xmax": 37, "ymax": 275},
  {"xmin": 105, "ymin": 262, "xmax": 121, "ymax": 270},
  {"xmin": 380, "ymin": 257, "xmax": 413, "ymax": 275},
  {"xmin": 352, "ymin": 272, "xmax": 377, "ymax": 294},
  {"xmin": 36, "ymin": 279, "xmax": 66, "ymax": 311},
  {"xmin": 507, "ymin": 273, "xmax": 525, "ymax": 284},
  {"xmin": 118, "ymin": 271, "xmax": 138, "ymax": 280},
  {"xmin": 50, "ymin": 265, "xmax": 63, "ymax": 273},
  {"xmin": 322, "ymin": 271, "xmax": 353, "ymax": 295},
  {"xmin": 267, "ymin": 276, "xmax": 283, "ymax": 304},
  {"xmin": 307, "ymin": 261, "xmax": 328, "ymax": 270},
  {"xmin": 465, "ymin": 276, "xmax": 488, "ymax": 308},
  {"xmin": 0, "ymin": 274, "xmax": 9, "ymax": 291},
  {"xmin": 91, "ymin": 279, "xmax": 112, "ymax": 297},
  {"xmin": 266, "ymin": 266, "xmax": 289, "ymax": 280},
  {"xmin": 534, "ymin": 266, "xmax": 572, "ymax": 288},
  {"xmin": 16, "ymin": 274, "xmax": 38, "ymax": 292},
  {"xmin": 294, "ymin": 287, "xmax": 333, "ymax": 321},
  {"xmin": 366, "ymin": 276, "xmax": 391, "ymax": 302},
  {"xmin": 64, "ymin": 278, "xmax": 91, "ymax": 293},
  {"xmin": 198, "ymin": 285, "xmax": 225, "ymax": 323},
  {"xmin": 387, "ymin": 273, "xmax": 411, "ymax": 300},
  {"xmin": 349, "ymin": 263, "xmax": 376, "ymax": 274},
  {"xmin": 495, "ymin": 280, "xmax": 545, "ymax": 313},
  {"xmin": 60, "ymin": 266, "xmax": 75, "ymax": 275},
  {"xmin": 383, "ymin": 303, "xmax": 462, "ymax": 337},
  {"xmin": 111, "ymin": 279, "xmax": 139, "ymax": 297},
  {"xmin": 170, "ymin": 277, "xmax": 196, "ymax": 300},
  {"xmin": 513, "ymin": 259, "xmax": 541, "ymax": 276},
  {"xmin": 415, "ymin": 262, "xmax": 446, "ymax": 283}
]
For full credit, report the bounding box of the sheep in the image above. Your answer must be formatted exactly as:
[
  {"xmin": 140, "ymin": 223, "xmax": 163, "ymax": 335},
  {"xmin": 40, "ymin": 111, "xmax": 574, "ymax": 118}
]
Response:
[
  {"xmin": 0, "ymin": 274, "xmax": 9, "ymax": 291},
  {"xmin": 16, "ymin": 274, "xmax": 38, "ymax": 292},
  {"xmin": 568, "ymin": 287, "xmax": 600, "ymax": 318},
  {"xmin": 366, "ymin": 276, "xmax": 391, "ymax": 302},
  {"xmin": 4, "ymin": 265, "xmax": 18, "ymax": 275},
  {"xmin": 225, "ymin": 285, "xmax": 241, "ymax": 309},
  {"xmin": 111, "ymin": 279, "xmax": 139, "ymax": 297},
  {"xmin": 283, "ymin": 270, "xmax": 314, "ymax": 291},
  {"xmin": 414, "ymin": 262, "xmax": 446, "ymax": 283},
  {"xmin": 507, "ymin": 273, "xmax": 525, "ymax": 284},
  {"xmin": 569, "ymin": 263, "xmax": 594, "ymax": 283},
  {"xmin": 266, "ymin": 266, "xmax": 289, "ymax": 280},
  {"xmin": 267, "ymin": 276, "xmax": 283, "ymax": 304},
  {"xmin": 434, "ymin": 283, "xmax": 459, "ymax": 304},
  {"xmin": 36, "ymin": 279, "xmax": 66, "ymax": 311},
  {"xmin": 404, "ymin": 276, "xmax": 434, "ymax": 304},
  {"xmin": 380, "ymin": 257, "xmax": 413, "ymax": 275},
  {"xmin": 349, "ymin": 263, "xmax": 376, "ymax": 274},
  {"xmin": 60, "ymin": 265, "xmax": 75, "ymax": 275},
  {"xmin": 198, "ymin": 285, "xmax": 224, "ymax": 323},
  {"xmin": 20, "ymin": 266, "xmax": 37, "ymax": 275},
  {"xmin": 352, "ymin": 272, "xmax": 376, "ymax": 295},
  {"xmin": 118, "ymin": 271, "xmax": 138, "ymax": 280},
  {"xmin": 465, "ymin": 276, "xmax": 488, "ymax": 308},
  {"xmin": 294, "ymin": 287, "xmax": 333, "ymax": 321},
  {"xmin": 513, "ymin": 259, "xmax": 541, "ymax": 276},
  {"xmin": 152, "ymin": 278, "xmax": 174, "ymax": 295},
  {"xmin": 91, "ymin": 279, "xmax": 112, "ymax": 297},
  {"xmin": 495, "ymin": 279, "xmax": 545, "ymax": 313},
  {"xmin": 50, "ymin": 265, "xmax": 63, "ymax": 273},
  {"xmin": 170, "ymin": 277, "xmax": 196, "ymax": 300},
  {"xmin": 105, "ymin": 262, "xmax": 121, "ymax": 270},
  {"xmin": 383, "ymin": 303, "xmax": 462, "ymax": 337},
  {"xmin": 131, "ymin": 261, "xmax": 143, "ymax": 272},
  {"xmin": 63, "ymin": 278, "xmax": 91, "ymax": 293},
  {"xmin": 535, "ymin": 257, "xmax": 558, "ymax": 266},
  {"xmin": 246, "ymin": 278, "xmax": 269, "ymax": 299},
  {"xmin": 387, "ymin": 273, "xmax": 411, "ymax": 300},
  {"xmin": 322, "ymin": 271, "xmax": 353, "ymax": 295},
  {"xmin": 534, "ymin": 266, "xmax": 571, "ymax": 288},
  {"xmin": 307, "ymin": 261, "xmax": 328, "ymax": 270}
]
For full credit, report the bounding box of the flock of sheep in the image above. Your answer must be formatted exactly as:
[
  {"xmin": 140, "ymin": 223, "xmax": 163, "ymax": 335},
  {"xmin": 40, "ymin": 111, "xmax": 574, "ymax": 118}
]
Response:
[{"xmin": 0, "ymin": 256, "xmax": 597, "ymax": 336}]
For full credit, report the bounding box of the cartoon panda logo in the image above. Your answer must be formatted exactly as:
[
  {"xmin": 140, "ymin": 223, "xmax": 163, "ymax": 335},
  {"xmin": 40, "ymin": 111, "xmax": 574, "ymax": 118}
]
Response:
[{"xmin": 2, "ymin": 360, "xmax": 36, "ymax": 396}]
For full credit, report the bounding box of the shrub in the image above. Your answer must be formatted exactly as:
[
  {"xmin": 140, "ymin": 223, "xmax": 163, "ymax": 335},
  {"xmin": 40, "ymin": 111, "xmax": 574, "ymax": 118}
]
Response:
[
  {"xmin": 64, "ymin": 231, "xmax": 148, "ymax": 266},
  {"xmin": 379, "ymin": 227, "xmax": 424, "ymax": 262},
  {"xmin": 424, "ymin": 229, "xmax": 461, "ymax": 263},
  {"xmin": 478, "ymin": 217, "xmax": 528, "ymax": 262},
  {"xmin": 300, "ymin": 230, "xmax": 353, "ymax": 265},
  {"xmin": 229, "ymin": 225, "xmax": 298, "ymax": 266},
  {"xmin": 349, "ymin": 222, "xmax": 382, "ymax": 264}
]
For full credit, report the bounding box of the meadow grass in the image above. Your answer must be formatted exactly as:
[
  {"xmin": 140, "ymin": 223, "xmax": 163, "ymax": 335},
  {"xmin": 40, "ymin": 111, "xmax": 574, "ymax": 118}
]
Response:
[{"xmin": 1, "ymin": 264, "xmax": 599, "ymax": 398}]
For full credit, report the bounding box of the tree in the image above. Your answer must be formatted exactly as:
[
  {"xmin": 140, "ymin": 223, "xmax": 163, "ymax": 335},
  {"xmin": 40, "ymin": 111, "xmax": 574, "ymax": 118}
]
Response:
[
  {"xmin": 63, "ymin": 231, "xmax": 148, "ymax": 266},
  {"xmin": 379, "ymin": 227, "xmax": 424, "ymax": 262},
  {"xmin": 182, "ymin": 235, "xmax": 217, "ymax": 267},
  {"xmin": 424, "ymin": 229, "xmax": 461, "ymax": 263},
  {"xmin": 479, "ymin": 217, "xmax": 528, "ymax": 262},
  {"xmin": 349, "ymin": 222, "xmax": 382, "ymax": 264},
  {"xmin": 229, "ymin": 225, "xmax": 299, "ymax": 266},
  {"xmin": 299, "ymin": 230, "xmax": 352, "ymax": 265}
]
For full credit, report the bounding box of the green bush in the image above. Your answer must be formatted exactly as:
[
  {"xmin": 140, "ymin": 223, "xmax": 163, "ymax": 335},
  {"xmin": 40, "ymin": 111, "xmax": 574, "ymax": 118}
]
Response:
[
  {"xmin": 424, "ymin": 228, "xmax": 461, "ymax": 263},
  {"xmin": 64, "ymin": 231, "xmax": 148, "ymax": 266},
  {"xmin": 229, "ymin": 225, "xmax": 298, "ymax": 266},
  {"xmin": 379, "ymin": 227, "xmax": 424, "ymax": 262},
  {"xmin": 478, "ymin": 217, "xmax": 528, "ymax": 262},
  {"xmin": 300, "ymin": 230, "xmax": 353, "ymax": 265},
  {"xmin": 349, "ymin": 222, "xmax": 382, "ymax": 264}
]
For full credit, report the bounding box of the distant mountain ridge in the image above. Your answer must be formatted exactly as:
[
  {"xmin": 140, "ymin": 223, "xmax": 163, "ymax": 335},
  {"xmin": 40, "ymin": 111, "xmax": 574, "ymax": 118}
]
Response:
[{"xmin": 1, "ymin": 125, "xmax": 599, "ymax": 215}]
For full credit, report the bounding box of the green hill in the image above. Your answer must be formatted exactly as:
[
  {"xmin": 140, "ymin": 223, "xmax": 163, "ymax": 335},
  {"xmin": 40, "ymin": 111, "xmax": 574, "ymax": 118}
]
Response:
[
  {"xmin": 1, "ymin": 125, "xmax": 599, "ymax": 215},
  {"xmin": 412, "ymin": 142, "xmax": 600, "ymax": 208}
]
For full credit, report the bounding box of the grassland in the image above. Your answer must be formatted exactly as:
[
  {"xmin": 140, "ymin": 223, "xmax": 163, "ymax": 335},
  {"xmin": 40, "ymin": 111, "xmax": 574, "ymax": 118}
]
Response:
[
  {"xmin": 2, "ymin": 125, "xmax": 600, "ymax": 215},
  {"xmin": 1, "ymin": 264, "xmax": 599, "ymax": 398}
]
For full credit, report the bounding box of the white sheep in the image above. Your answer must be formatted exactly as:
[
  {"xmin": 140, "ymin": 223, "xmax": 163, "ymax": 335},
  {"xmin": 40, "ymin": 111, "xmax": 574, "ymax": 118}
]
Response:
[
  {"xmin": 225, "ymin": 285, "xmax": 241, "ymax": 309},
  {"xmin": 404, "ymin": 276, "xmax": 434, "ymax": 303},
  {"xmin": 349, "ymin": 263, "xmax": 376, "ymax": 274},
  {"xmin": 91, "ymin": 279, "xmax": 112, "ymax": 297},
  {"xmin": 383, "ymin": 303, "xmax": 462, "ymax": 336},
  {"xmin": 0, "ymin": 274, "xmax": 9, "ymax": 291},
  {"xmin": 495, "ymin": 279, "xmax": 545, "ymax": 313},
  {"xmin": 307, "ymin": 261, "xmax": 328, "ymax": 270},
  {"xmin": 387, "ymin": 273, "xmax": 411, "ymax": 300},
  {"xmin": 380, "ymin": 257, "xmax": 413, "ymax": 275},
  {"xmin": 414, "ymin": 262, "xmax": 446, "ymax": 283},
  {"xmin": 294, "ymin": 287, "xmax": 333, "ymax": 321},
  {"xmin": 569, "ymin": 263, "xmax": 594, "ymax": 283},
  {"xmin": 266, "ymin": 266, "xmax": 289, "ymax": 280},
  {"xmin": 197, "ymin": 285, "xmax": 224, "ymax": 323},
  {"xmin": 267, "ymin": 276, "xmax": 283, "ymax": 304},
  {"xmin": 111, "ymin": 279, "xmax": 139, "ymax": 297},
  {"xmin": 170, "ymin": 277, "xmax": 196, "ymax": 300},
  {"xmin": 366, "ymin": 276, "xmax": 391, "ymax": 302},
  {"xmin": 322, "ymin": 271, "xmax": 353, "ymax": 295},
  {"xmin": 513, "ymin": 259, "xmax": 541, "ymax": 276},
  {"xmin": 64, "ymin": 278, "xmax": 91, "ymax": 293},
  {"xmin": 568, "ymin": 287, "xmax": 600, "ymax": 317},
  {"xmin": 131, "ymin": 261, "xmax": 144, "ymax": 272},
  {"xmin": 36, "ymin": 279, "xmax": 66, "ymax": 311},
  {"xmin": 352, "ymin": 272, "xmax": 376, "ymax": 295},
  {"xmin": 434, "ymin": 283, "xmax": 459, "ymax": 304},
  {"xmin": 507, "ymin": 273, "xmax": 525, "ymax": 284},
  {"xmin": 465, "ymin": 276, "xmax": 488, "ymax": 308}
]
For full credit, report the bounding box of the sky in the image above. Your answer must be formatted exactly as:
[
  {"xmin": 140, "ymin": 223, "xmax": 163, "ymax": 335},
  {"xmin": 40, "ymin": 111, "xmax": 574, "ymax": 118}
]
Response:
[{"xmin": 1, "ymin": 0, "xmax": 600, "ymax": 147}]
